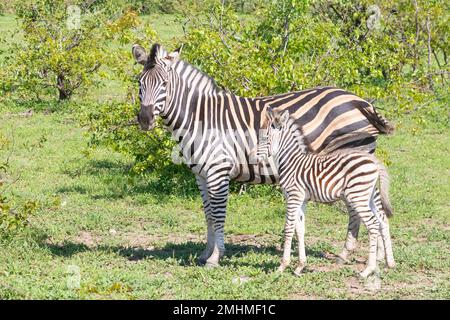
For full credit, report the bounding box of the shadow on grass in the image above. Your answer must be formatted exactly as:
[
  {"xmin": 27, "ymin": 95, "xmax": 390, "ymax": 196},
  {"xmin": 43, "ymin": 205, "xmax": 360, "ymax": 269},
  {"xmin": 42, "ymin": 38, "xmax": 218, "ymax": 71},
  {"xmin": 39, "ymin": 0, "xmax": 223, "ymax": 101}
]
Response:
[
  {"xmin": 59, "ymin": 158, "xmax": 281, "ymax": 202},
  {"xmin": 58, "ymin": 159, "xmax": 199, "ymax": 202},
  {"xmin": 42, "ymin": 240, "xmax": 329, "ymax": 271}
]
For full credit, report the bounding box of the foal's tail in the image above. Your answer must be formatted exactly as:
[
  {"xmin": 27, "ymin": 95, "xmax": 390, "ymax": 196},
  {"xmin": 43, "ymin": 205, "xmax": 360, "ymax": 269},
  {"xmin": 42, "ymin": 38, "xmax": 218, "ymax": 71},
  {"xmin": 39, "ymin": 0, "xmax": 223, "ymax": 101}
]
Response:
[{"xmin": 377, "ymin": 161, "xmax": 393, "ymax": 218}]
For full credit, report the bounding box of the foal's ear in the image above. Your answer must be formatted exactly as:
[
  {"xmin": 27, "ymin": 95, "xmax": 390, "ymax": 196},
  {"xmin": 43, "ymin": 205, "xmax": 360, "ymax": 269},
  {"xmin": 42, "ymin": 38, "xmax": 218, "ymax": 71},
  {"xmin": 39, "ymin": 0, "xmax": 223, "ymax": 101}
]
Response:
[
  {"xmin": 279, "ymin": 110, "xmax": 290, "ymax": 125},
  {"xmin": 132, "ymin": 44, "xmax": 148, "ymax": 66}
]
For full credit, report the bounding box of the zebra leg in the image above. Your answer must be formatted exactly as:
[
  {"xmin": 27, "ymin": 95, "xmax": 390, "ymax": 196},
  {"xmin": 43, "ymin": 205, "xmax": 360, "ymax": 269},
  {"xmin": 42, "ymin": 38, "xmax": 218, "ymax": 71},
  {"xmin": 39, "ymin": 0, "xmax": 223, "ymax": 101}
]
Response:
[
  {"xmin": 337, "ymin": 204, "xmax": 360, "ymax": 264},
  {"xmin": 195, "ymin": 175, "xmax": 215, "ymax": 265},
  {"xmin": 377, "ymin": 206, "xmax": 396, "ymax": 269},
  {"xmin": 294, "ymin": 202, "xmax": 307, "ymax": 276},
  {"xmin": 204, "ymin": 171, "xmax": 230, "ymax": 268},
  {"xmin": 376, "ymin": 235, "xmax": 385, "ymax": 262},
  {"xmin": 370, "ymin": 190, "xmax": 395, "ymax": 268},
  {"xmin": 345, "ymin": 187, "xmax": 380, "ymax": 278},
  {"xmin": 353, "ymin": 204, "xmax": 380, "ymax": 278},
  {"xmin": 338, "ymin": 188, "xmax": 386, "ymax": 264},
  {"xmin": 279, "ymin": 192, "xmax": 304, "ymax": 273},
  {"xmin": 372, "ymin": 189, "xmax": 388, "ymax": 263}
]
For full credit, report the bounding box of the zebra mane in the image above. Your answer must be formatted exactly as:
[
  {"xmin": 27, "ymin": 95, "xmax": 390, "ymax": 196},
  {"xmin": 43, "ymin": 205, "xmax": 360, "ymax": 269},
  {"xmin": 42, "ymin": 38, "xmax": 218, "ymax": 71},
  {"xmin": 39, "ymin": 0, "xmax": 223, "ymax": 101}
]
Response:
[
  {"xmin": 176, "ymin": 60, "xmax": 223, "ymax": 93},
  {"xmin": 144, "ymin": 44, "xmax": 162, "ymax": 69},
  {"xmin": 144, "ymin": 45, "xmax": 222, "ymax": 94}
]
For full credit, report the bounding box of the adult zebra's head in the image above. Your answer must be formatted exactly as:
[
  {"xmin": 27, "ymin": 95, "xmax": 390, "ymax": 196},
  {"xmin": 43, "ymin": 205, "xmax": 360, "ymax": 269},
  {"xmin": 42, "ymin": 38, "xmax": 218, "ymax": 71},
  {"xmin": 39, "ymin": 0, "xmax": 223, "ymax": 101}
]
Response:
[{"xmin": 132, "ymin": 43, "xmax": 181, "ymax": 131}]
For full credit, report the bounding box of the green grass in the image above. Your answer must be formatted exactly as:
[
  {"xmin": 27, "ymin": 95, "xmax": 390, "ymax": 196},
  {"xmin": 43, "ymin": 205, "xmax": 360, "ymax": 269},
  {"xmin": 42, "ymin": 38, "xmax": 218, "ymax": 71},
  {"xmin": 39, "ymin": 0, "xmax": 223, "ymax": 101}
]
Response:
[
  {"xmin": 143, "ymin": 14, "xmax": 184, "ymax": 42},
  {"xmin": 0, "ymin": 110, "xmax": 449, "ymax": 299},
  {"xmin": 0, "ymin": 14, "xmax": 449, "ymax": 300},
  {"xmin": 0, "ymin": 13, "xmax": 20, "ymax": 58},
  {"xmin": 0, "ymin": 13, "xmax": 15, "ymax": 28}
]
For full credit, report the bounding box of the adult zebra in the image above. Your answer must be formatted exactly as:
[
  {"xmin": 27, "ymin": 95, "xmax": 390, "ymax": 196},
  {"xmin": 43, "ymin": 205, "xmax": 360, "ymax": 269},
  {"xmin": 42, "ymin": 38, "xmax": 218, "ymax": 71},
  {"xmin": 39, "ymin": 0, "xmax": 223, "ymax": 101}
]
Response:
[{"xmin": 132, "ymin": 43, "xmax": 394, "ymax": 267}]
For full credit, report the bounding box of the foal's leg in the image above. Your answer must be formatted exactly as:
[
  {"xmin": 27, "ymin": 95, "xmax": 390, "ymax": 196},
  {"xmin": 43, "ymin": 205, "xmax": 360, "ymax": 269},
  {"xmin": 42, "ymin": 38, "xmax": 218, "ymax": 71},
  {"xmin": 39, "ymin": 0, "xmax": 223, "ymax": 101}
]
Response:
[
  {"xmin": 369, "ymin": 189, "xmax": 390, "ymax": 264},
  {"xmin": 357, "ymin": 209, "xmax": 380, "ymax": 278},
  {"xmin": 358, "ymin": 213, "xmax": 380, "ymax": 278},
  {"xmin": 373, "ymin": 199, "xmax": 396, "ymax": 269},
  {"xmin": 338, "ymin": 188, "xmax": 386, "ymax": 264},
  {"xmin": 337, "ymin": 203, "xmax": 360, "ymax": 264},
  {"xmin": 346, "ymin": 191, "xmax": 380, "ymax": 278},
  {"xmin": 279, "ymin": 191, "xmax": 305, "ymax": 273},
  {"xmin": 294, "ymin": 202, "xmax": 307, "ymax": 276},
  {"xmin": 379, "ymin": 217, "xmax": 395, "ymax": 268},
  {"xmin": 382, "ymin": 234, "xmax": 395, "ymax": 268}
]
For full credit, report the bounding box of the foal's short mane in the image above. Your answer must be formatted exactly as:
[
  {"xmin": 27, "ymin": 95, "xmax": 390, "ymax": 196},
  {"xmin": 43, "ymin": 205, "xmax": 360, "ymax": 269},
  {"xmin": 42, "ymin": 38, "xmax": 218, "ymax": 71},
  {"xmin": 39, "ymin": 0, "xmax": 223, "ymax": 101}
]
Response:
[{"xmin": 285, "ymin": 117, "xmax": 310, "ymax": 154}]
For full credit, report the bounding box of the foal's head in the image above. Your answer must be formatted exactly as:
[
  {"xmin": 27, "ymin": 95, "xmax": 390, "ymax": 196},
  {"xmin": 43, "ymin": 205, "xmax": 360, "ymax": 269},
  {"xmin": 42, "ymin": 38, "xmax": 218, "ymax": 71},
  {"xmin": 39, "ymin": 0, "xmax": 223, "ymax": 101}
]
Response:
[{"xmin": 256, "ymin": 107, "xmax": 308, "ymax": 164}]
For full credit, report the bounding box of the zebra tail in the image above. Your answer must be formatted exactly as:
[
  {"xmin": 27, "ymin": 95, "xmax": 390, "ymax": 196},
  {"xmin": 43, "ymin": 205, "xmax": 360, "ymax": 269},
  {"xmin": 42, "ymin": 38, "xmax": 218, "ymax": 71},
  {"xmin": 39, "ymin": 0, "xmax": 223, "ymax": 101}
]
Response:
[
  {"xmin": 378, "ymin": 161, "xmax": 394, "ymax": 218},
  {"xmin": 356, "ymin": 102, "xmax": 395, "ymax": 135}
]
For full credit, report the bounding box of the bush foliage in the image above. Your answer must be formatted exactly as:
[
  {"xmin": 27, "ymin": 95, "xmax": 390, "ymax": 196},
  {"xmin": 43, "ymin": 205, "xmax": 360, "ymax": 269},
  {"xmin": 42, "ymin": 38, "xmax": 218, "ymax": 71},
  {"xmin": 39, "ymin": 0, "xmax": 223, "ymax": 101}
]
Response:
[
  {"xmin": 84, "ymin": 0, "xmax": 448, "ymax": 174},
  {"xmin": 181, "ymin": 0, "xmax": 448, "ymax": 109},
  {"xmin": 126, "ymin": 0, "xmax": 269, "ymax": 15},
  {"xmin": 1, "ymin": 0, "xmax": 449, "ymax": 175},
  {"xmin": 0, "ymin": 133, "xmax": 38, "ymax": 236},
  {"xmin": 0, "ymin": 0, "xmax": 155, "ymax": 101}
]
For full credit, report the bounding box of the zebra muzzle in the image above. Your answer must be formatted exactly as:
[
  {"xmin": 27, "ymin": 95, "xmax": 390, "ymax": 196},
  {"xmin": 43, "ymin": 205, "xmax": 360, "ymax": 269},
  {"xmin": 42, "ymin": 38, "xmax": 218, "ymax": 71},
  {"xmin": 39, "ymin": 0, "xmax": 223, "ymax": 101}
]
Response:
[{"xmin": 137, "ymin": 105, "xmax": 155, "ymax": 131}]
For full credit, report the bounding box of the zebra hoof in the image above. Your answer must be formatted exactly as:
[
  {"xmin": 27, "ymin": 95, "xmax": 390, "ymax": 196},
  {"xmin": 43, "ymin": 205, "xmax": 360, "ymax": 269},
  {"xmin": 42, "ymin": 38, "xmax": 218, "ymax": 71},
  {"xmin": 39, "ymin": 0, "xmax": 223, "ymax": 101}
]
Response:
[
  {"xmin": 359, "ymin": 268, "xmax": 375, "ymax": 279},
  {"xmin": 359, "ymin": 272, "xmax": 369, "ymax": 279},
  {"xmin": 197, "ymin": 257, "xmax": 207, "ymax": 266},
  {"xmin": 204, "ymin": 261, "xmax": 219, "ymax": 268},
  {"xmin": 277, "ymin": 264, "xmax": 288, "ymax": 273},
  {"xmin": 336, "ymin": 256, "xmax": 349, "ymax": 265},
  {"xmin": 387, "ymin": 260, "xmax": 396, "ymax": 269},
  {"xmin": 294, "ymin": 266, "xmax": 305, "ymax": 277}
]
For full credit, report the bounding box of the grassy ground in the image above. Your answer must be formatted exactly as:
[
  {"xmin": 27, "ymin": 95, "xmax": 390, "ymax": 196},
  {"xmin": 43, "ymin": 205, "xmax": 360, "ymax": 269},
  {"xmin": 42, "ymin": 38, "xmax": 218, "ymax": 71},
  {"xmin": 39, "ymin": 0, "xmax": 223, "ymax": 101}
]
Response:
[
  {"xmin": 0, "ymin": 14, "xmax": 449, "ymax": 300},
  {"xmin": 0, "ymin": 111, "xmax": 449, "ymax": 299}
]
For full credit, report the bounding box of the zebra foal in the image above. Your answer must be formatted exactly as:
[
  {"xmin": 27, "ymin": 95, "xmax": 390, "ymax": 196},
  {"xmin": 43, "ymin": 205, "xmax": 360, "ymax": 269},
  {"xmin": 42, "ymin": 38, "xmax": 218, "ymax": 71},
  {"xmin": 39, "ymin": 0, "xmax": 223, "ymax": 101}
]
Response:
[{"xmin": 256, "ymin": 107, "xmax": 395, "ymax": 277}]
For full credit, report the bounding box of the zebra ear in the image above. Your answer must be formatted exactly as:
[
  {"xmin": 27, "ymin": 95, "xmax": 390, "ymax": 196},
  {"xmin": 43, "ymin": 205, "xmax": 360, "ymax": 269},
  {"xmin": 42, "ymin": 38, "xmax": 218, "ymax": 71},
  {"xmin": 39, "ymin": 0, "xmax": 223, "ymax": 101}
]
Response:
[
  {"xmin": 165, "ymin": 51, "xmax": 179, "ymax": 61},
  {"xmin": 173, "ymin": 44, "xmax": 183, "ymax": 55},
  {"xmin": 266, "ymin": 105, "xmax": 275, "ymax": 121},
  {"xmin": 164, "ymin": 46, "xmax": 182, "ymax": 69},
  {"xmin": 132, "ymin": 44, "xmax": 148, "ymax": 66},
  {"xmin": 279, "ymin": 110, "xmax": 290, "ymax": 125}
]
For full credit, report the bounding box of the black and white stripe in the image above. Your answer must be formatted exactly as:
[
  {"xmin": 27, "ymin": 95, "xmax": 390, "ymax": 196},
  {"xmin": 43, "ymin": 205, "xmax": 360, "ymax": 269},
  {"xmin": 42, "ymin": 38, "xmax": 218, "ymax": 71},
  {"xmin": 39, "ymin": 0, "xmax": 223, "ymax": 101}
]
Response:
[{"xmin": 132, "ymin": 43, "xmax": 394, "ymax": 267}]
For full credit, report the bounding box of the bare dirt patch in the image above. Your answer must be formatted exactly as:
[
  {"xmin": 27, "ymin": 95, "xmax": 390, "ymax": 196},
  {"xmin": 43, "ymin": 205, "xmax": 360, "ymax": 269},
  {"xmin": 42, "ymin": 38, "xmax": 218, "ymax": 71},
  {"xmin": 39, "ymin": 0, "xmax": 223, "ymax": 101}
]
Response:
[
  {"xmin": 226, "ymin": 234, "xmax": 278, "ymax": 248},
  {"xmin": 119, "ymin": 232, "xmax": 202, "ymax": 248},
  {"xmin": 73, "ymin": 231, "xmax": 102, "ymax": 248},
  {"xmin": 120, "ymin": 232, "xmax": 158, "ymax": 249},
  {"xmin": 308, "ymin": 263, "xmax": 344, "ymax": 273}
]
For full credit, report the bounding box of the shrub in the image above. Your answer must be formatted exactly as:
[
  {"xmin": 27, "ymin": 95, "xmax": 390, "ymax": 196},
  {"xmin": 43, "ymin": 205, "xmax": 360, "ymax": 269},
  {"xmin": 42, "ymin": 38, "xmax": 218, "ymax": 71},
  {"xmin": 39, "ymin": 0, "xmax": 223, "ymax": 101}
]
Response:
[
  {"xmin": 125, "ymin": 0, "xmax": 270, "ymax": 15},
  {"xmin": 80, "ymin": 101, "xmax": 177, "ymax": 173},
  {"xmin": 181, "ymin": 0, "xmax": 448, "ymax": 109},
  {"xmin": 85, "ymin": 0, "xmax": 448, "ymax": 175},
  {"xmin": 0, "ymin": 0, "xmax": 145, "ymax": 102},
  {"xmin": 0, "ymin": 196, "xmax": 38, "ymax": 235},
  {"xmin": 0, "ymin": 133, "xmax": 38, "ymax": 237}
]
